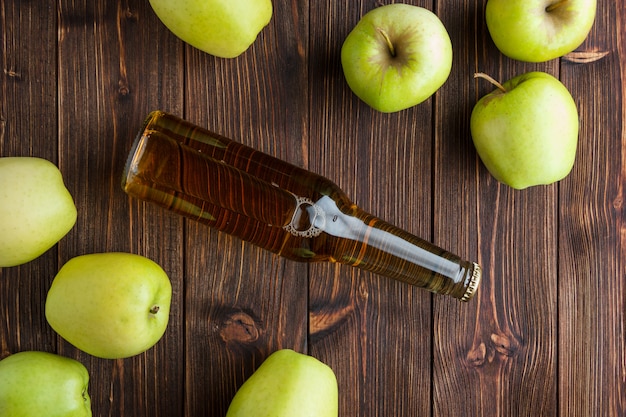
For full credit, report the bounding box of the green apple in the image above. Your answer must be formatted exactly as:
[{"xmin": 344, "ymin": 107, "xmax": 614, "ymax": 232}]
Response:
[
  {"xmin": 470, "ymin": 71, "xmax": 579, "ymax": 189},
  {"xmin": 148, "ymin": 0, "xmax": 273, "ymax": 58},
  {"xmin": 486, "ymin": 0, "xmax": 597, "ymax": 62},
  {"xmin": 226, "ymin": 349, "xmax": 338, "ymax": 417},
  {"xmin": 0, "ymin": 157, "xmax": 77, "ymax": 267},
  {"xmin": 341, "ymin": 4, "xmax": 452, "ymax": 113},
  {"xmin": 45, "ymin": 253, "xmax": 172, "ymax": 359},
  {"xmin": 0, "ymin": 351, "xmax": 91, "ymax": 417}
]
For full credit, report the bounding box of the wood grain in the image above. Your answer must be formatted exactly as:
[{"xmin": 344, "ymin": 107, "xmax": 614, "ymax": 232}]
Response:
[
  {"xmin": 559, "ymin": 0, "xmax": 625, "ymax": 415},
  {"xmin": 183, "ymin": 0, "xmax": 310, "ymax": 414},
  {"xmin": 1, "ymin": 0, "xmax": 60, "ymax": 355},
  {"xmin": 56, "ymin": 1, "xmax": 186, "ymax": 416},
  {"xmin": 433, "ymin": 1, "xmax": 561, "ymax": 416},
  {"xmin": 0, "ymin": 0, "xmax": 624, "ymax": 416},
  {"xmin": 308, "ymin": 1, "xmax": 435, "ymax": 415}
]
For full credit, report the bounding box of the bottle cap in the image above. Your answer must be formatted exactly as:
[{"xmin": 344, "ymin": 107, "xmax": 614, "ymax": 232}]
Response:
[{"xmin": 460, "ymin": 262, "xmax": 481, "ymax": 302}]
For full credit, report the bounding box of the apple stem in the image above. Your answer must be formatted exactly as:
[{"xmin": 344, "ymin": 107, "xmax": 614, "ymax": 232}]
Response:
[
  {"xmin": 150, "ymin": 305, "xmax": 160, "ymax": 315},
  {"xmin": 376, "ymin": 27, "xmax": 396, "ymax": 57},
  {"xmin": 546, "ymin": 0, "xmax": 569, "ymax": 12},
  {"xmin": 474, "ymin": 72, "xmax": 507, "ymax": 93}
]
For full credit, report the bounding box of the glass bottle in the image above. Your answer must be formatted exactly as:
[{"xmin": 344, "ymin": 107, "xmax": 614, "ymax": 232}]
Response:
[{"xmin": 122, "ymin": 111, "xmax": 481, "ymax": 301}]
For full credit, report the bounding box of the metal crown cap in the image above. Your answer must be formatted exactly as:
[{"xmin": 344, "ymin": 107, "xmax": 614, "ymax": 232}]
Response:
[{"xmin": 460, "ymin": 262, "xmax": 481, "ymax": 302}]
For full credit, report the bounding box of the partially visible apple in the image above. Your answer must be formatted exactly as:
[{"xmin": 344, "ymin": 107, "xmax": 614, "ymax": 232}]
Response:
[
  {"xmin": 486, "ymin": 0, "xmax": 597, "ymax": 62},
  {"xmin": 0, "ymin": 157, "xmax": 77, "ymax": 267},
  {"xmin": 0, "ymin": 351, "xmax": 91, "ymax": 417},
  {"xmin": 148, "ymin": 0, "xmax": 273, "ymax": 58},
  {"xmin": 470, "ymin": 71, "xmax": 579, "ymax": 189},
  {"xmin": 226, "ymin": 349, "xmax": 338, "ymax": 417},
  {"xmin": 45, "ymin": 253, "xmax": 172, "ymax": 359},
  {"xmin": 341, "ymin": 4, "xmax": 452, "ymax": 113}
]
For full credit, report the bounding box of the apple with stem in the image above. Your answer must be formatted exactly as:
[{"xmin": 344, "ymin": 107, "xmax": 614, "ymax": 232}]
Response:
[
  {"xmin": 45, "ymin": 253, "xmax": 172, "ymax": 359},
  {"xmin": 485, "ymin": 0, "xmax": 597, "ymax": 62},
  {"xmin": 226, "ymin": 349, "xmax": 338, "ymax": 417},
  {"xmin": 341, "ymin": 4, "xmax": 452, "ymax": 113},
  {"xmin": 470, "ymin": 71, "xmax": 579, "ymax": 189},
  {"xmin": 148, "ymin": 0, "xmax": 273, "ymax": 58},
  {"xmin": 0, "ymin": 157, "xmax": 77, "ymax": 267},
  {"xmin": 0, "ymin": 351, "xmax": 91, "ymax": 417}
]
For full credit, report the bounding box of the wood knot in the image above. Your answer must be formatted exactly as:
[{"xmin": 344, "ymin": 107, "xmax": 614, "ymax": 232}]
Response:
[
  {"xmin": 466, "ymin": 333, "xmax": 522, "ymax": 368},
  {"xmin": 220, "ymin": 311, "xmax": 261, "ymax": 344},
  {"xmin": 490, "ymin": 333, "xmax": 520, "ymax": 357},
  {"xmin": 123, "ymin": 7, "xmax": 139, "ymax": 21},
  {"xmin": 309, "ymin": 303, "xmax": 354, "ymax": 341},
  {"xmin": 4, "ymin": 68, "xmax": 22, "ymax": 80},
  {"xmin": 563, "ymin": 50, "xmax": 610, "ymax": 64},
  {"xmin": 466, "ymin": 342, "xmax": 488, "ymax": 367},
  {"xmin": 118, "ymin": 79, "xmax": 130, "ymax": 97}
]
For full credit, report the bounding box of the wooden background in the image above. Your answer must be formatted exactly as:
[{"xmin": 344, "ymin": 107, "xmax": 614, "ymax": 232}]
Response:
[{"xmin": 1, "ymin": 0, "xmax": 624, "ymax": 416}]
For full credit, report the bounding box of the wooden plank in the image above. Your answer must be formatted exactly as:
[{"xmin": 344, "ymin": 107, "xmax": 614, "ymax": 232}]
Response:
[
  {"xmin": 558, "ymin": 0, "xmax": 626, "ymax": 415},
  {"xmin": 308, "ymin": 1, "xmax": 434, "ymax": 416},
  {"xmin": 433, "ymin": 1, "xmax": 559, "ymax": 415},
  {"xmin": 0, "ymin": 0, "xmax": 58, "ymax": 353},
  {"xmin": 182, "ymin": 0, "xmax": 310, "ymax": 415},
  {"xmin": 57, "ymin": 1, "xmax": 185, "ymax": 416}
]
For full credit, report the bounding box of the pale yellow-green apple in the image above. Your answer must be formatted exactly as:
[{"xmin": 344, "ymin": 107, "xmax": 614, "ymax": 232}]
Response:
[
  {"xmin": 341, "ymin": 4, "xmax": 452, "ymax": 113},
  {"xmin": 45, "ymin": 253, "xmax": 172, "ymax": 359},
  {"xmin": 226, "ymin": 349, "xmax": 338, "ymax": 417},
  {"xmin": 470, "ymin": 72, "xmax": 579, "ymax": 189},
  {"xmin": 0, "ymin": 351, "xmax": 91, "ymax": 417},
  {"xmin": 148, "ymin": 0, "xmax": 273, "ymax": 58},
  {"xmin": 0, "ymin": 157, "xmax": 77, "ymax": 267},
  {"xmin": 486, "ymin": 0, "xmax": 597, "ymax": 62}
]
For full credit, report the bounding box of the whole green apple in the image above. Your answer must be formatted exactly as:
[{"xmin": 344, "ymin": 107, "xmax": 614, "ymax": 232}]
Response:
[
  {"xmin": 45, "ymin": 253, "xmax": 172, "ymax": 359},
  {"xmin": 0, "ymin": 351, "xmax": 91, "ymax": 417},
  {"xmin": 470, "ymin": 71, "xmax": 579, "ymax": 189},
  {"xmin": 0, "ymin": 157, "xmax": 77, "ymax": 267},
  {"xmin": 486, "ymin": 0, "xmax": 597, "ymax": 62},
  {"xmin": 341, "ymin": 4, "xmax": 452, "ymax": 113},
  {"xmin": 148, "ymin": 0, "xmax": 273, "ymax": 58},
  {"xmin": 226, "ymin": 349, "xmax": 338, "ymax": 417}
]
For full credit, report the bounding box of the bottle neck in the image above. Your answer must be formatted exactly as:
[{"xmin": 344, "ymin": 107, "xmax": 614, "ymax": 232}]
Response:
[{"xmin": 305, "ymin": 195, "xmax": 480, "ymax": 300}]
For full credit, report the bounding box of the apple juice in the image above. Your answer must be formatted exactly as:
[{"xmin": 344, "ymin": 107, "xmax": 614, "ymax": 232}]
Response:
[{"xmin": 122, "ymin": 111, "xmax": 481, "ymax": 301}]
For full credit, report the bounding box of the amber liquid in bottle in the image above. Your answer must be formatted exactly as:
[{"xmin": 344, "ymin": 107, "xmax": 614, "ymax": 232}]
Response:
[{"xmin": 122, "ymin": 111, "xmax": 481, "ymax": 301}]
